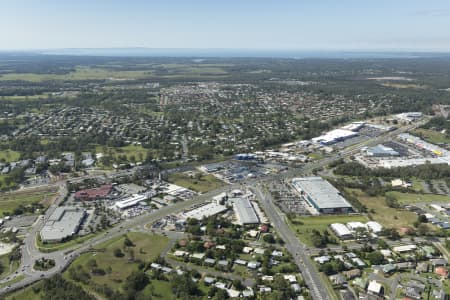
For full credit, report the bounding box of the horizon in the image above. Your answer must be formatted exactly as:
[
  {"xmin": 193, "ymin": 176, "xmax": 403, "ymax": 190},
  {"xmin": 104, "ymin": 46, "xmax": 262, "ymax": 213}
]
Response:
[{"xmin": 2, "ymin": 0, "xmax": 450, "ymax": 51}]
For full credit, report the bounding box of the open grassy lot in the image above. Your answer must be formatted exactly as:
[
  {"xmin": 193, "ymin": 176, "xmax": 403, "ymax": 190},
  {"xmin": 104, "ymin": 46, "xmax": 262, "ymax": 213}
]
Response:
[
  {"xmin": 96, "ymin": 144, "xmax": 149, "ymax": 162},
  {"xmin": 348, "ymin": 189, "xmax": 418, "ymax": 228},
  {"xmin": 0, "ymin": 150, "xmax": 20, "ymax": 163},
  {"xmin": 64, "ymin": 232, "xmax": 168, "ymax": 293},
  {"xmin": 0, "ymin": 254, "xmax": 20, "ymax": 280},
  {"xmin": 412, "ymin": 128, "xmax": 450, "ymax": 144},
  {"xmin": 289, "ymin": 214, "xmax": 369, "ymax": 246},
  {"xmin": 386, "ymin": 191, "xmax": 450, "ymax": 204},
  {"xmin": 0, "ymin": 66, "xmax": 152, "ymax": 82},
  {"xmin": 5, "ymin": 284, "xmax": 42, "ymax": 300},
  {"xmin": 0, "ymin": 186, "xmax": 58, "ymax": 216},
  {"xmin": 167, "ymin": 172, "xmax": 226, "ymax": 193}
]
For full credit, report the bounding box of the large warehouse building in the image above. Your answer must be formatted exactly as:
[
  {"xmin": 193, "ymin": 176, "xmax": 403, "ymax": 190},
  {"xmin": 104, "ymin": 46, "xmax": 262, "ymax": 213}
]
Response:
[
  {"xmin": 232, "ymin": 198, "xmax": 260, "ymax": 225},
  {"xmin": 292, "ymin": 177, "xmax": 353, "ymax": 214},
  {"xmin": 40, "ymin": 207, "xmax": 86, "ymax": 243}
]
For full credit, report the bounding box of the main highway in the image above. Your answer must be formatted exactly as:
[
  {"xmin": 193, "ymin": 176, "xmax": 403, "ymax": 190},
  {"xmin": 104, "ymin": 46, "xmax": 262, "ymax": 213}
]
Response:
[{"xmin": 0, "ymin": 120, "xmax": 427, "ymax": 297}]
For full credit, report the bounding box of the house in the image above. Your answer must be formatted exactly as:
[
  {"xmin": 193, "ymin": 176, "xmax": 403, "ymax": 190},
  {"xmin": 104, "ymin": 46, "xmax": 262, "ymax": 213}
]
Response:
[
  {"xmin": 204, "ymin": 277, "xmax": 216, "ymax": 285},
  {"xmin": 283, "ymin": 274, "xmax": 297, "ymax": 283},
  {"xmin": 234, "ymin": 259, "xmax": 247, "ymax": 266},
  {"xmin": 204, "ymin": 258, "xmax": 216, "ymax": 265},
  {"xmin": 247, "ymin": 261, "xmax": 261, "ymax": 269},
  {"xmin": 329, "ymin": 274, "xmax": 346, "ymax": 286},
  {"xmin": 435, "ymin": 267, "xmax": 449, "ymax": 277},
  {"xmin": 430, "ymin": 258, "xmax": 447, "ymax": 267},
  {"xmin": 242, "ymin": 246, "xmax": 253, "ymax": 254},
  {"xmin": 367, "ymin": 280, "xmax": 383, "ymax": 296},
  {"xmin": 416, "ymin": 262, "xmax": 428, "ymax": 273},
  {"xmin": 272, "ymin": 250, "xmax": 283, "ymax": 257},
  {"xmin": 218, "ymin": 260, "xmax": 229, "ymax": 268},
  {"xmin": 291, "ymin": 283, "xmax": 301, "ymax": 294},
  {"xmin": 343, "ymin": 269, "xmax": 361, "ymax": 279},
  {"xmin": 242, "ymin": 288, "xmax": 254, "ymax": 297},
  {"xmin": 314, "ymin": 256, "xmax": 330, "ymax": 264}
]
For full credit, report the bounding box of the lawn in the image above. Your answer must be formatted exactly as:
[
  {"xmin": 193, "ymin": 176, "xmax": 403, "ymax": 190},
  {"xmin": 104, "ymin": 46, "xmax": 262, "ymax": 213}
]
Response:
[
  {"xmin": 167, "ymin": 172, "xmax": 226, "ymax": 193},
  {"xmin": 412, "ymin": 128, "xmax": 450, "ymax": 144},
  {"xmin": 0, "ymin": 150, "xmax": 20, "ymax": 163},
  {"xmin": 0, "ymin": 186, "xmax": 58, "ymax": 216},
  {"xmin": 348, "ymin": 189, "xmax": 418, "ymax": 229},
  {"xmin": 64, "ymin": 232, "xmax": 168, "ymax": 293},
  {"xmin": 386, "ymin": 191, "xmax": 450, "ymax": 204},
  {"xmin": 289, "ymin": 214, "xmax": 369, "ymax": 246}
]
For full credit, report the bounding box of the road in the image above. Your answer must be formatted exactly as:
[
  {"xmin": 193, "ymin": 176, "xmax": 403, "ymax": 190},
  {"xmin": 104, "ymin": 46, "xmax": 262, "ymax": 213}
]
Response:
[{"xmin": 0, "ymin": 120, "xmax": 426, "ymax": 296}]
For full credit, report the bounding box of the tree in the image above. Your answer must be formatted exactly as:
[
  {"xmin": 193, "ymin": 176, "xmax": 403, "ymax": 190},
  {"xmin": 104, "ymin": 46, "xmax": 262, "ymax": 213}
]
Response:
[
  {"xmin": 367, "ymin": 251, "xmax": 384, "ymax": 265},
  {"xmin": 123, "ymin": 271, "xmax": 149, "ymax": 292},
  {"xmin": 113, "ymin": 248, "xmax": 124, "ymax": 257}
]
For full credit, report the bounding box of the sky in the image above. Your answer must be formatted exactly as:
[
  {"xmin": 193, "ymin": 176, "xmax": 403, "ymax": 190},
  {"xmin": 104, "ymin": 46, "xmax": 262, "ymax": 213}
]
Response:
[{"xmin": 1, "ymin": 0, "xmax": 450, "ymax": 51}]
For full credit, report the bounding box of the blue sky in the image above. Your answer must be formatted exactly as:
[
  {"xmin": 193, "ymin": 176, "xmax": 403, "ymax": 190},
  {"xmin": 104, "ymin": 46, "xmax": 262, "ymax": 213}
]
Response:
[{"xmin": 1, "ymin": 0, "xmax": 450, "ymax": 51}]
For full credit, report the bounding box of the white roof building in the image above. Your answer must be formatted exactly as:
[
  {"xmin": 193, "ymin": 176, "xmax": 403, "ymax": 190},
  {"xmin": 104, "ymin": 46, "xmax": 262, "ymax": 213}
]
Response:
[
  {"xmin": 330, "ymin": 223, "xmax": 353, "ymax": 238},
  {"xmin": 366, "ymin": 221, "xmax": 383, "ymax": 233},
  {"xmin": 367, "ymin": 280, "xmax": 383, "ymax": 295}
]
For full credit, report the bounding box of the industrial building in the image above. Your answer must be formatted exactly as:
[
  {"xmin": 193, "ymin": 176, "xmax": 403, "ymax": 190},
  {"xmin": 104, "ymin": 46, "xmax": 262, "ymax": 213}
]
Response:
[
  {"xmin": 330, "ymin": 223, "xmax": 353, "ymax": 239},
  {"xmin": 292, "ymin": 177, "xmax": 353, "ymax": 214},
  {"xmin": 182, "ymin": 202, "xmax": 228, "ymax": 220},
  {"xmin": 312, "ymin": 129, "xmax": 358, "ymax": 145},
  {"xmin": 365, "ymin": 144, "xmax": 399, "ymax": 157},
  {"xmin": 232, "ymin": 198, "xmax": 260, "ymax": 225},
  {"xmin": 40, "ymin": 207, "xmax": 86, "ymax": 243}
]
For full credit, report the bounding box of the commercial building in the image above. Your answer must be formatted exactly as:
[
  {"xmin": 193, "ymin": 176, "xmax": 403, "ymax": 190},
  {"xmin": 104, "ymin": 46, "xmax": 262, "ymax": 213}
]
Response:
[
  {"xmin": 365, "ymin": 144, "xmax": 399, "ymax": 157},
  {"xmin": 398, "ymin": 133, "xmax": 449, "ymax": 157},
  {"xmin": 232, "ymin": 198, "xmax": 259, "ymax": 225},
  {"xmin": 366, "ymin": 221, "xmax": 383, "ymax": 233},
  {"xmin": 40, "ymin": 207, "xmax": 86, "ymax": 243},
  {"xmin": 114, "ymin": 194, "xmax": 148, "ymax": 210},
  {"xmin": 330, "ymin": 223, "xmax": 353, "ymax": 239},
  {"xmin": 182, "ymin": 202, "xmax": 228, "ymax": 220},
  {"xmin": 74, "ymin": 184, "xmax": 112, "ymax": 201},
  {"xmin": 292, "ymin": 177, "xmax": 353, "ymax": 214},
  {"xmin": 312, "ymin": 129, "xmax": 358, "ymax": 145}
]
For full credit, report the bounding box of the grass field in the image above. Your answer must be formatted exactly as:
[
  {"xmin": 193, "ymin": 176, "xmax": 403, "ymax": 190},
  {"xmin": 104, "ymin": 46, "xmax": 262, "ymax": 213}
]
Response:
[
  {"xmin": 348, "ymin": 189, "xmax": 418, "ymax": 228},
  {"xmin": 289, "ymin": 214, "xmax": 369, "ymax": 246},
  {"xmin": 0, "ymin": 186, "xmax": 58, "ymax": 216},
  {"xmin": 167, "ymin": 172, "xmax": 226, "ymax": 193},
  {"xmin": 0, "ymin": 64, "xmax": 229, "ymax": 82},
  {"xmin": 64, "ymin": 232, "xmax": 168, "ymax": 293},
  {"xmin": 0, "ymin": 150, "xmax": 20, "ymax": 163},
  {"xmin": 96, "ymin": 144, "xmax": 149, "ymax": 162},
  {"xmin": 386, "ymin": 191, "xmax": 450, "ymax": 204},
  {"xmin": 412, "ymin": 128, "xmax": 450, "ymax": 144},
  {"xmin": 0, "ymin": 254, "xmax": 19, "ymax": 280}
]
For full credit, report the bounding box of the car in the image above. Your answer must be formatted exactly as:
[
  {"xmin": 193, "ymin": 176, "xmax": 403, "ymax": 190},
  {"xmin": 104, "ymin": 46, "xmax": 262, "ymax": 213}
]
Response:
[{"xmin": 40, "ymin": 274, "xmax": 44, "ymax": 278}]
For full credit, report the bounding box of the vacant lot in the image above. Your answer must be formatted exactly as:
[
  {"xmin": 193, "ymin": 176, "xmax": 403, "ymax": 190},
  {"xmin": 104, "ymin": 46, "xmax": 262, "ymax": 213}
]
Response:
[
  {"xmin": 348, "ymin": 189, "xmax": 418, "ymax": 229},
  {"xmin": 0, "ymin": 150, "xmax": 20, "ymax": 163},
  {"xmin": 64, "ymin": 232, "xmax": 168, "ymax": 294},
  {"xmin": 0, "ymin": 186, "xmax": 58, "ymax": 216},
  {"xmin": 167, "ymin": 172, "xmax": 225, "ymax": 193},
  {"xmin": 386, "ymin": 191, "xmax": 450, "ymax": 204},
  {"xmin": 412, "ymin": 128, "xmax": 450, "ymax": 144},
  {"xmin": 289, "ymin": 214, "xmax": 369, "ymax": 246}
]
